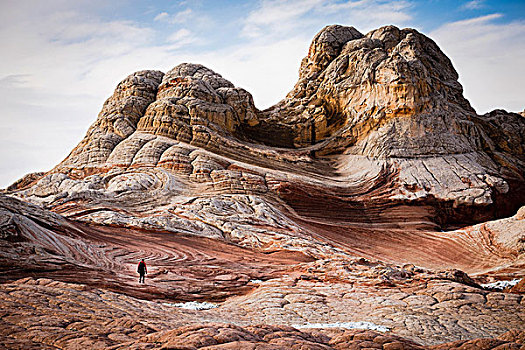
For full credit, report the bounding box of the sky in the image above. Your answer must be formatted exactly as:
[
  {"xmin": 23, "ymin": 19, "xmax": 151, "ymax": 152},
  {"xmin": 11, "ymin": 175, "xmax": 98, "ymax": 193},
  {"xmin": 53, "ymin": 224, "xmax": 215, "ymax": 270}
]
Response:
[{"xmin": 1, "ymin": 0, "xmax": 524, "ymax": 188}]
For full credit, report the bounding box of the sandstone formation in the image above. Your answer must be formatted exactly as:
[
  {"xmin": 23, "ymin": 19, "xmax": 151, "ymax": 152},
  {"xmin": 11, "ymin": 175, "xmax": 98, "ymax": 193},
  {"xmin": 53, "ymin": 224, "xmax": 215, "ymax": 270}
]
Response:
[{"xmin": 2, "ymin": 24, "xmax": 525, "ymax": 348}]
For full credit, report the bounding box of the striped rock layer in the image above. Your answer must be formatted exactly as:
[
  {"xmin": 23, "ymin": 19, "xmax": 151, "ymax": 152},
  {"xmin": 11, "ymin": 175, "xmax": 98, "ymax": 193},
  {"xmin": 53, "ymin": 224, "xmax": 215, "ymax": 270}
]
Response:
[{"xmin": 2, "ymin": 24, "xmax": 525, "ymax": 348}]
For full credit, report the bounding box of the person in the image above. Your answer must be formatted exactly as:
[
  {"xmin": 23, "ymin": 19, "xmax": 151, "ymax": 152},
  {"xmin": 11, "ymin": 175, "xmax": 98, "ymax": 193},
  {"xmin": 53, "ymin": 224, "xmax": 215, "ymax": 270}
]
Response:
[{"xmin": 137, "ymin": 259, "xmax": 147, "ymax": 283}]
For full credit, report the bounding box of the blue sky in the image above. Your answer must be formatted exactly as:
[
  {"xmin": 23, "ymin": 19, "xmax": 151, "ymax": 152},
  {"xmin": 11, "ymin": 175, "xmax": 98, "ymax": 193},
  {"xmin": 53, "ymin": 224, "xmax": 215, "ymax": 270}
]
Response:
[{"xmin": 1, "ymin": 0, "xmax": 524, "ymax": 188}]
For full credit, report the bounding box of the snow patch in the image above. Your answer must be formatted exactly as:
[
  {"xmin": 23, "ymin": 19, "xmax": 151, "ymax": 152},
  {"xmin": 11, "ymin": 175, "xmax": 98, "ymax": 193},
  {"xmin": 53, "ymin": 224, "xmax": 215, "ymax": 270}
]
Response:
[
  {"xmin": 480, "ymin": 278, "xmax": 521, "ymax": 290},
  {"xmin": 164, "ymin": 301, "xmax": 218, "ymax": 310},
  {"xmin": 250, "ymin": 279, "xmax": 263, "ymax": 284},
  {"xmin": 292, "ymin": 321, "xmax": 389, "ymax": 332}
]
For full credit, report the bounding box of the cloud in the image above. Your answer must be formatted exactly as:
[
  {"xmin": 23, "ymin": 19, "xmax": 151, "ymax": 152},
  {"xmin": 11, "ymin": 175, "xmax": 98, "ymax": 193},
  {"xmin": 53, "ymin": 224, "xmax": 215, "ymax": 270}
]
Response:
[
  {"xmin": 191, "ymin": 37, "xmax": 309, "ymax": 108},
  {"xmin": 431, "ymin": 14, "xmax": 525, "ymax": 113},
  {"xmin": 0, "ymin": 73, "xmax": 101, "ymax": 187},
  {"xmin": 461, "ymin": 0, "xmax": 485, "ymax": 10},
  {"xmin": 166, "ymin": 28, "xmax": 198, "ymax": 49},
  {"xmin": 241, "ymin": 0, "xmax": 322, "ymax": 38},
  {"xmin": 241, "ymin": 0, "xmax": 412, "ymax": 39},
  {"xmin": 0, "ymin": 1, "xmax": 168, "ymax": 187},
  {"xmin": 167, "ymin": 28, "xmax": 192, "ymax": 42},
  {"xmin": 451, "ymin": 13, "xmax": 502, "ymax": 25},
  {"xmin": 153, "ymin": 8, "xmax": 193, "ymax": 24},
  {"xmin": 0, "ymin": 6, "xmax": 156, "ymax": 96},
  {"xmin": 154, "ymin": 12, "xmax": 169, "ymax": 21}
]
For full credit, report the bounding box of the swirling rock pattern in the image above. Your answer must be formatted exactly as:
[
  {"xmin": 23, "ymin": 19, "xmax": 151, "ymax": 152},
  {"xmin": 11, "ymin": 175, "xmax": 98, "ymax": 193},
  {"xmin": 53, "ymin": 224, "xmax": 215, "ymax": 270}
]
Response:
[
  {"xmin": 1, "ymin": 24, "xmax": 525, "ymax": 348},
  {"xmin": 10, "ymin": 25, "xmax": 523, "ymax": 225}
]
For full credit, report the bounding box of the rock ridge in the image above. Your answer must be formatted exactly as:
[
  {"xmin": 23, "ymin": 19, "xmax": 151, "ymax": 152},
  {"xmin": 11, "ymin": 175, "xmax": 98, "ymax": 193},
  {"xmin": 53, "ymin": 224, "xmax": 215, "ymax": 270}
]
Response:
[
  {"xmin": 9, "ymin": 25, "xmax": 523, "ymax": 230},
  {"xmin": 1, "ymin": 23, "xmax": 525, "ymax": 350}
]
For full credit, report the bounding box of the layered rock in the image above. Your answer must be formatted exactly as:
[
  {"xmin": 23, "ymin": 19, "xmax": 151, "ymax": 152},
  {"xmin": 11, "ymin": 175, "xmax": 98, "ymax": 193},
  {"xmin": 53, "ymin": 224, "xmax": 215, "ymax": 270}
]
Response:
[
  {"xmin": 251, "ymin": 25, "xmax": 475, "ymax": 151},
  {"xmin": 2, "ymin": 23, "xmax": 525, "ymax": 348},
  {"xmin": 59, "ymin": 70, "xmax": 164, "ymax": 170},
  {"xmin": 9, "ymin": 25, "xmax": 523, "ymax": 230},
  {"xmin": 5, "ymin": 23, "xmax": 524, "ymax": 274},
  {"xmin": 1, "ymin": 194, "xmax": 524, "ymax": 346}
]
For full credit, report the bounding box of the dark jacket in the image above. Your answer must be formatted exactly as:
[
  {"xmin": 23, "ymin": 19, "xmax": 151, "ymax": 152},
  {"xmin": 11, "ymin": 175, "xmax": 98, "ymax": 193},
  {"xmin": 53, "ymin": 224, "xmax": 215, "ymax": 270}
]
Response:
[{"xmin": 137, "ymin": 261, "xmax": 147, "ymax": 274}]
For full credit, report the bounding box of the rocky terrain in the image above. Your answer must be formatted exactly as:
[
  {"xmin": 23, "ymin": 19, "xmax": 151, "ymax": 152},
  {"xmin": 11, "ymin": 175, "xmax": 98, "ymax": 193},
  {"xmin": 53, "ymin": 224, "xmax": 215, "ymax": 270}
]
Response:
[{"xmin": 1, "ymin": 24, "xmax": 524, "ymax": 349}]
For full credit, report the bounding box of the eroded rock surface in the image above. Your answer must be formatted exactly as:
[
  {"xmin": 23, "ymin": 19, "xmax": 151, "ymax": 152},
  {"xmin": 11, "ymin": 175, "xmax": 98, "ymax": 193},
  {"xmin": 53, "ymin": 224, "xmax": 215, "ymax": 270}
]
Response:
[
  {"xmin": 2, "ymin": 23, "xmax": 525, "ymax": 348},
  {"xmin": 1, "ymin": 277, "xmax": 524, "ymax": 349},
  {"xmin": 1, "ymin": 194, "xmax": 524, "ymax": 348},
  {"xmin": 9, "ymin": 26, "xmax": 523, "ymax": 232}
]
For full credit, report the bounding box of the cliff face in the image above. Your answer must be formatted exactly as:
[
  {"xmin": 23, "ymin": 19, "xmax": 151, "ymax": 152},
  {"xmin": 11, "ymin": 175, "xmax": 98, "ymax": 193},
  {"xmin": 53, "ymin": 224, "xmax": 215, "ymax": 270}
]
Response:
[
  {"xmin": 6, "ymin": 23, "xmax": 525, "ymax": 264},
  {"xmin": 2, "ymin": 24, "xmax": 525, "ymax": 348},
  {"xmin": 11, "ymin": 25, "xmax": 523, "ymax": 229}
]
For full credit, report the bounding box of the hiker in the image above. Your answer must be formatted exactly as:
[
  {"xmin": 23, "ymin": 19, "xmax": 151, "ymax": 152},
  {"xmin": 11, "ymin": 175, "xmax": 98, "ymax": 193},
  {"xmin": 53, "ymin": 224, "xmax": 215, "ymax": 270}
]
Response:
[{"xmin": 137, "ymin": 259, "xmax": 147, "ymax": 283}]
